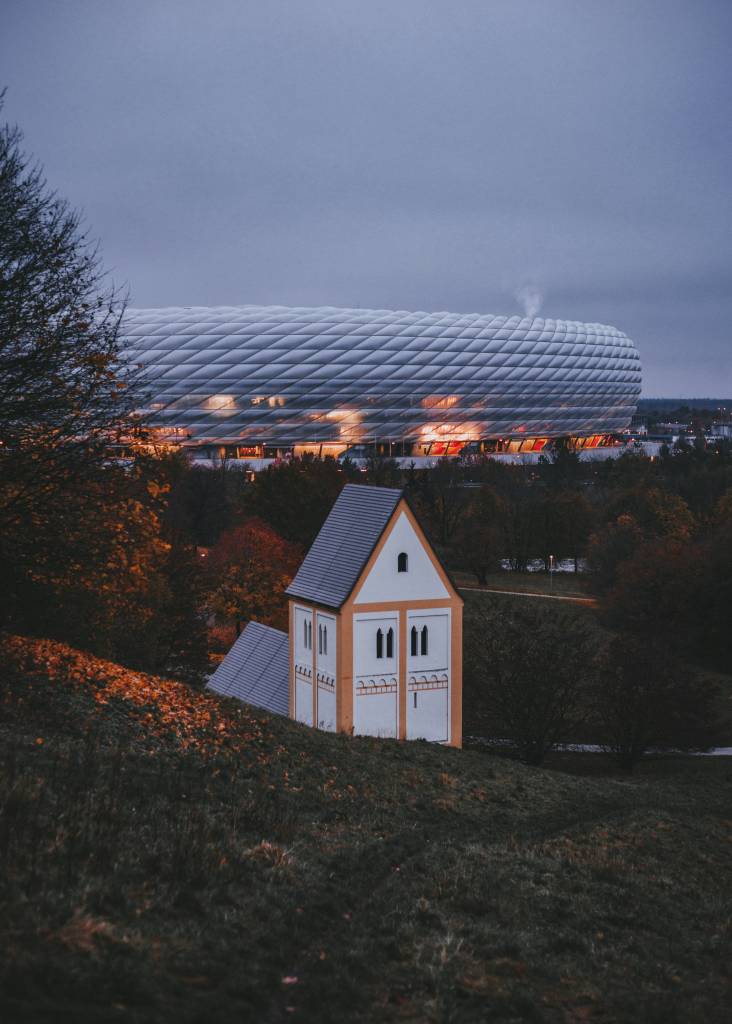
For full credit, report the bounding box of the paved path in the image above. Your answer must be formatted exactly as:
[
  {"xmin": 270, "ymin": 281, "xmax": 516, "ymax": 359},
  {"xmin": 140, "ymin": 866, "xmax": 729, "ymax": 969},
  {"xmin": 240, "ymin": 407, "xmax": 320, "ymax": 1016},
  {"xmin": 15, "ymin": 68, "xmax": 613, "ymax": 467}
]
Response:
[
  {"xmin": 459, "ymin": 585, "xmax": 596, "ymax": 605},
  {"xmin": 468, "ymin": 737, "xmax": 732, "ymax": 757}
]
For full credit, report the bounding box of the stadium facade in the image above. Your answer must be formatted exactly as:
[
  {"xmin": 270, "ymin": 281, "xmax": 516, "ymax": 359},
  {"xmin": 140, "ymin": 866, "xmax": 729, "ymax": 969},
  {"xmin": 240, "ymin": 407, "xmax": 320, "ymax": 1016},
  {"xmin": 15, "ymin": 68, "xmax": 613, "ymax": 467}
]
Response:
[{"xmin": 122, "ymin": 304, "xmax": 641, "ymax": 458}]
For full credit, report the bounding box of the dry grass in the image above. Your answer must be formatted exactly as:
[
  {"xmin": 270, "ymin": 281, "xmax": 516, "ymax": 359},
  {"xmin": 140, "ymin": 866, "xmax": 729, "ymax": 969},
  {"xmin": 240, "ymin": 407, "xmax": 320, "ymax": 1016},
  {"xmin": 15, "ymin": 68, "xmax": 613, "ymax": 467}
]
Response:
[{"xmin": 1, "ymin": 634, "xmax": 731, "ymax": 1023}]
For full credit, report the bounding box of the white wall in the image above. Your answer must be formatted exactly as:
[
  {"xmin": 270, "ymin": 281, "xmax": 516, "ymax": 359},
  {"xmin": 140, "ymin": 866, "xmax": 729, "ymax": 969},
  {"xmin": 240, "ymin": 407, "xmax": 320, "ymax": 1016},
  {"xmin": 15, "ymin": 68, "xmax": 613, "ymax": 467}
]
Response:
[
  {"xmin": 295, "ymin": 677, "xmax": 313, "ymax": 726},
  {"xmin": 353, "ymin": 611, "xmax": 399, "ymax": 738},
  {"xmin": 406, "ymin": 608, "xmax": 450, "ymax": 743},
  {"xmin": 407, "ymin": 686, "xmax": 448, "ymax": 742},
  {"xmin": 315, "ymin": 612, "xmax": 336, "ymax": 677},
  {"xmin": 316, "ymin": 685, "xmax": 336, "ymax": 732},
  {"xmin": 294, "ymin": 605, "xmax": 312, "ymax": 665},
  {"xmin": 354, "ymin": 684, "xmax": 397, "ymax": 738},
  {"xmin": 354, "ymin": 611, "xmax": 398, "ymax": 676},
  {"xmin": 406, "ymin": 610, "xmax": 450, "ymax": 673},
  {"xmin": 316, "ymin": 611, "xmax": 337, "ymax": 731},
  {"xmin": 293, "ymin": 604, "xmax": 313, "ymax": 725},
  {"xmin": 353, "ymin": 511, "xmax": 449, "ymax": 604}
]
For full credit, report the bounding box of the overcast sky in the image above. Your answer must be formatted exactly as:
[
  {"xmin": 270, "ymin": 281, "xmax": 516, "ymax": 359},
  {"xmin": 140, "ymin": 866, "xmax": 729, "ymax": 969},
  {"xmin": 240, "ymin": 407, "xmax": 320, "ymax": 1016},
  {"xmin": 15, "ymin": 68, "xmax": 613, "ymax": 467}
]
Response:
[{"xmin": 3, "ymin": 0, "xmax": 731, "ymax": 396}]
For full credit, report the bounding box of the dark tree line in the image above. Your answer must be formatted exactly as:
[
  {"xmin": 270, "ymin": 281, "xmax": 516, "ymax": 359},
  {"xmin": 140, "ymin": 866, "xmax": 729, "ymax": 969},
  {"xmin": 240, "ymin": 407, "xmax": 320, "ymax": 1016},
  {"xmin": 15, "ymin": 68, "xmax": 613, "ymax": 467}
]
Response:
[{"xmin": 464, "ymin": 598, "xmax": 722, "ymax": 771}]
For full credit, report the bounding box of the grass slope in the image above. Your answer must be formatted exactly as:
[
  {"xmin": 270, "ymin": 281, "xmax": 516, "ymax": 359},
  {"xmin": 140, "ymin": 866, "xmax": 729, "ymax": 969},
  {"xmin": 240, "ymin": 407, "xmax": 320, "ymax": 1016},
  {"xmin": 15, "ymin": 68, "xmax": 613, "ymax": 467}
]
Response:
[{"xmin": 1, "ymin": 635, "xmax": 731, "ymax": 1024}]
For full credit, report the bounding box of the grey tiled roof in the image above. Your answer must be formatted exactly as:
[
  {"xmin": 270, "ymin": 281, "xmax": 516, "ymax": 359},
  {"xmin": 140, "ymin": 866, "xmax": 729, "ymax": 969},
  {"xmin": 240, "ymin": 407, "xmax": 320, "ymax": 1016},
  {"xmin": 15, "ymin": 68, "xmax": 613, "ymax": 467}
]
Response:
[
  {"xmin": 286, "ymin": 483, "xmax": 402, "ymax": 609},
  {"xmin": 207, "ymin": 621, "xmax": 289, "ymax": 716}
]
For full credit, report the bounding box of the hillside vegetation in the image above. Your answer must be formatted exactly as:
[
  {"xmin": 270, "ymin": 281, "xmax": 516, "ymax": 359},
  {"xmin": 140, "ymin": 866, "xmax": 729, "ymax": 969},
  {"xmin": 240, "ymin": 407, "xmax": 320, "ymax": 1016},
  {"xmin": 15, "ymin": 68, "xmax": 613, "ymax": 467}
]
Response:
[{"xmin": 1, "ymin": 635, "xmax": 731, "ymax": 1024}]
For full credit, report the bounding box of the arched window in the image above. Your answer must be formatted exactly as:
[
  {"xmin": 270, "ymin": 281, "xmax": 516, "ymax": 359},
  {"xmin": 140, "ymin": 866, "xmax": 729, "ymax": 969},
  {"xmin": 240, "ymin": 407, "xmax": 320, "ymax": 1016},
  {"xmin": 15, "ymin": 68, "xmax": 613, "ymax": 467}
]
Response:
[
  {"xmin": 318, "ymin": 624, "xmax": 323, "ymax": 655},
  {"xmin": 323, "ymin": 625, "xmax": 327, "ymax": 656},
  {"xmin": 303, "ymin": 619, "xmax": 308, "ymax": 649},
  {"xmin": 421, "ymin": 625, "xmax": 428, "ymax": 656},
  {"xmin": 386, "ymin": 627, "xmax": 394, "ymax": 658},
  {"xmin": 307, "ymin": 621, "xmax": 312, "ymax": 650},
  {"xmin": 397, "ymin": 551, "xmax": 408, "ymax": 573},
  {"xmin": 410, "ymin": 626, "xmax": 418, "ymax": 657},
  {"xmin": 376, "ymin": 628, "xmax": 383, "ymax": 659}
]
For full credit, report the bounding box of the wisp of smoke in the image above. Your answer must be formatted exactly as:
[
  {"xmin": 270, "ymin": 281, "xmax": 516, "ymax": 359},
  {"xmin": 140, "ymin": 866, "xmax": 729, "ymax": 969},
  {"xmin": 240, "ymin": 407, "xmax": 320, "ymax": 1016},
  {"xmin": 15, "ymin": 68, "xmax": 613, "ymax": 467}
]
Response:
[{"xmin": 514, "ymin": 284, "xmax": 544, "ymax": 319}]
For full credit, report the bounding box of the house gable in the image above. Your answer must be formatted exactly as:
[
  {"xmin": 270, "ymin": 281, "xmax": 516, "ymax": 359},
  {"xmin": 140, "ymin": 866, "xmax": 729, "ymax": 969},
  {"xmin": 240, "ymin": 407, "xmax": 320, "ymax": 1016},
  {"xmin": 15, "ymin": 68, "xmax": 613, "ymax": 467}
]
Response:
[
  {"xmin": 285, "ymin": 483, "xmax": 402, "ymax": 609},
  {"xmin": 351, "ymin": 503, "xmax": 452, "ymax": 605}
]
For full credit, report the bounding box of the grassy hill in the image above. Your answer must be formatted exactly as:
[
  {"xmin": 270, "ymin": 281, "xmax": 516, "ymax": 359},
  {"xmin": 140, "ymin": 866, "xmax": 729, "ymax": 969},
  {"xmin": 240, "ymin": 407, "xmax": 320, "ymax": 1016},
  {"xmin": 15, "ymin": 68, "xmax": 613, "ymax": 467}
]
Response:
[{"xmin": 1, "ymin": 636, "xmax": 731, "ymax": 1023}]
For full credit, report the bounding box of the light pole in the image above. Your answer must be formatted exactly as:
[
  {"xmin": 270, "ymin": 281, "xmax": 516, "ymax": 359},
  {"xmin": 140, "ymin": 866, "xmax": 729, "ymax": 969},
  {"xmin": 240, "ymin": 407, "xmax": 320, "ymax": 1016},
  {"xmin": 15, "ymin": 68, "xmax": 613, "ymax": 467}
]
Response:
[{"xmin": 549, "ymin": 554, "xmax": 556, "ymax": 594}]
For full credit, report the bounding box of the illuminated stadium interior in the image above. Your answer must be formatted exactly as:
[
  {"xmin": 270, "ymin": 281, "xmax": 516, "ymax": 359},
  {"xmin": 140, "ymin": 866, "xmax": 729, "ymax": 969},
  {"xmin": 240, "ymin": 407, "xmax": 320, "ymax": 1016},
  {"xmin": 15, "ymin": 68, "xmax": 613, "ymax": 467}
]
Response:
[{"xmin": 121, "ymin": 304, "xmax": 642, "ymax": 458}]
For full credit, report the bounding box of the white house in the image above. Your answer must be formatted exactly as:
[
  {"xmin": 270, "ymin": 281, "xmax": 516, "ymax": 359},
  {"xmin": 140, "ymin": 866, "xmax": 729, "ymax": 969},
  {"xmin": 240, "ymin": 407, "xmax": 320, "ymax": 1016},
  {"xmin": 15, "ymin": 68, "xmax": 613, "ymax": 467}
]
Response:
[{"xmin": 209, "ymin": 483, "xmax": 463, "ymax": 747}]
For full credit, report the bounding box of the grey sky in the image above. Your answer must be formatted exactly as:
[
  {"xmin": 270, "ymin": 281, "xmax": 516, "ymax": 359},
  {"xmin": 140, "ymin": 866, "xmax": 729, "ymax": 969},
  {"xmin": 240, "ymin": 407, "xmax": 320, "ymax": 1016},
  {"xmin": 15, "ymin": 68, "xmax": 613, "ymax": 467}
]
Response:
[{"xmin": 2, "ymin": 0, "xmax": 731, "ymax": 396}]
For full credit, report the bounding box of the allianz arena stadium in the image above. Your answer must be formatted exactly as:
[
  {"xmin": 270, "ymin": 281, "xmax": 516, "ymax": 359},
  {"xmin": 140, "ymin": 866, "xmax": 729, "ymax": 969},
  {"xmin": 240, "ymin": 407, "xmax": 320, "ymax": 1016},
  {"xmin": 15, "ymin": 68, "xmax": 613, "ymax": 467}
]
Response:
[{"xmin": 121, "ymin": 304, "xmax": 641, "ymax": 458}]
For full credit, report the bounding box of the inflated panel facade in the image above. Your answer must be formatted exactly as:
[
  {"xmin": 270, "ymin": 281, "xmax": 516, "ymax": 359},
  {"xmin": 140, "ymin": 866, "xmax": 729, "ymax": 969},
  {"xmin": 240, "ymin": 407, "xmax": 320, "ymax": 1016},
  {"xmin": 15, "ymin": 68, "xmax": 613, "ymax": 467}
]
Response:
[{"xmin": 122, "ymin": 304, "xmax": 641, "ymax": 443}]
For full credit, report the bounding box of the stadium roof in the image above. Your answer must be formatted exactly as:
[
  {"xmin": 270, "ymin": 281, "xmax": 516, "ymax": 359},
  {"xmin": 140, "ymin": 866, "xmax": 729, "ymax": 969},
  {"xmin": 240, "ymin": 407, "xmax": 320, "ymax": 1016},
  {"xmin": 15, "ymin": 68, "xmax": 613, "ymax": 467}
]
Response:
[{"xmin": 121, "ymin": 304, "xmax": 642, "ymax": 444}]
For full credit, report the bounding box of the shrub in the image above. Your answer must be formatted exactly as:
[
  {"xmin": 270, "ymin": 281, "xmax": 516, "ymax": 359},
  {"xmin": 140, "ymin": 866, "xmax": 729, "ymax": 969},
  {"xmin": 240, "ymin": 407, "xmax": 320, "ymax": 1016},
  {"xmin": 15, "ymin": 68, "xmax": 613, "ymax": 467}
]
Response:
[
  {"xmin": 465, "ymin": 599, "xmax": 598, "ymax": 765},
  {"xmin": 592, "ymin": 634, "xmax": 720, "ymax": 770}
]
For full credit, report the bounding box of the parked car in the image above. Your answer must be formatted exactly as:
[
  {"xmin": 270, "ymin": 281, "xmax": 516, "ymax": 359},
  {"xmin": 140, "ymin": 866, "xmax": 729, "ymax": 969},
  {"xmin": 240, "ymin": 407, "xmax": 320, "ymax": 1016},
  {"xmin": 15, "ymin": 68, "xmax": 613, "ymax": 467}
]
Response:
[{"xmin": 337, "ymin": 445, "xmax": 371, "ymax": 465}]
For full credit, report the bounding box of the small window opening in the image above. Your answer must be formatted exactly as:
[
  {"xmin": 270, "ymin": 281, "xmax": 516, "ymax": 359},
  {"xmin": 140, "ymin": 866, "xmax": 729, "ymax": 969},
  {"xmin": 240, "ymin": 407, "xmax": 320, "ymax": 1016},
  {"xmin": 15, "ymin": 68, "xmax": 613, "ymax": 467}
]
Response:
[
  {"xmin": 410, "ymin": 626, "xmax": 418, "ymax": 657},
  {"xmin": 376, "ymin": 628, "xmax": 383, "ymax": 659},
  {"xmin": 318, "ymin": 624, "xmax": 323, "ymax": 655},
  {"xmin": 323, "ymin": 625, "xmax": 328, "ymax": 656},
  {"xmin": 303, "ymin": 619, "xmax": 308, "ymax": 649},
  {"xmin": 307, "ymin": 621, "xmax": 312, "ymax": 650},
  {"xmin": 421, "ymin": 625, "xmax": 428, "ymax": 656},
  {"xmin": 386, "ymin": 627, "xmax": 394, "ymax": 658},
  {"xmin": 397, "ymin": 551, "xmax": 408, "ymax": 573}
]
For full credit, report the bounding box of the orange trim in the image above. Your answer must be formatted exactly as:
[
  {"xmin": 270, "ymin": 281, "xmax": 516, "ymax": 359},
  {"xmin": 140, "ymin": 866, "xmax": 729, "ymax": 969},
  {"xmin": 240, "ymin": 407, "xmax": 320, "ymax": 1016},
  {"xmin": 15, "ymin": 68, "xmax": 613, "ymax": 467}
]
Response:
[
  {"xmin": 288, "ymin": 600, "xmax": 294, "ymax": 718},
  {"xmin": 339, "ymin": 608, "xmax": 353, "ymax": 734},
  {"xmin": 335, "ymin": 611, "xmax": 342, "ymax": 729},
  {"xmin": 353, "ymin": 598, "xmax": 460, "ymax": 613},
  {"xmin": 398, "ymin": 610, "xmax": 407, "ymax": 740},
  {"xmin": 311, "ymin": 606, "xmax": 317, "ymax": 727},
  {"xmin": 450, "ymin": 602, "xmax": 463, "ymax": 748},
  {"xmin": 399, "ymin": 499, "xmax": 464, "ymax": 605}
]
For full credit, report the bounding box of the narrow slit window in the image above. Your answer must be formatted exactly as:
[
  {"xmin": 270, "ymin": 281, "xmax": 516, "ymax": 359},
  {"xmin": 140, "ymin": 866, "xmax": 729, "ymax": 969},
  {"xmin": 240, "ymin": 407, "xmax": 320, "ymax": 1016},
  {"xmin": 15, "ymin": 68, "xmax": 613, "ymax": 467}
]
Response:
[
  {"xmin": 397, "ymin": 552, "xmax": 408, "ymax": 573},
  {"xmin": 386, "ymin": 627, "xmax": 394, "ymax": 658},
  {"xmin": 303, "ymin": 619, "xmax": 308, "ymax": 649},
  {"xmin": 323, "ymin": 625, "xmax": 327, "ymax": 656},
  {"xmin": 318, "ymin": 624, "xmax": 322, "ymax": 655},
  {"xmin": 410, "ymin": 626, "xmax": 418, "ymax": 657},
  {"xmin": 308, "ymin": 621, "xmax": 312, "ymax": 650},
  {"xmin": 376, "ymin": 628, "xmax": 383, "ymax": 659},
  {"xmin": 421, "ymin": 625, "xmax": 428, "ymax": 656}
]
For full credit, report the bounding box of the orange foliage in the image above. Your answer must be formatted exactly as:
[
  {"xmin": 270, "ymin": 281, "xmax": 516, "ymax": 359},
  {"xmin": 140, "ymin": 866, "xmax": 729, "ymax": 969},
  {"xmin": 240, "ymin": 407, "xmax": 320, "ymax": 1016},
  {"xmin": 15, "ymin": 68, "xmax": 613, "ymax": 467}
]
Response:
[
  {"xmin": 205, "ymin": 517, "xmax": 302, "ymax": 632},
  {"xmin": 1, "ymin": 634, "xmax": 281, "ymax": 761}
]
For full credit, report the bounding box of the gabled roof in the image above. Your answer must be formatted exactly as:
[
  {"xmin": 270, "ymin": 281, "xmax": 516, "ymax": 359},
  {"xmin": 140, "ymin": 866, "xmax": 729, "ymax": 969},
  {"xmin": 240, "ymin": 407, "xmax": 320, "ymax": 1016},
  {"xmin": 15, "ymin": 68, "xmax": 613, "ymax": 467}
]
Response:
[
  {"xmin": 207, "ymin": 621, "xmax": 289, "ymax": 716},
  {"xmin": 286, "ymin": 483, "xmax": 402, "ymax": 609}
]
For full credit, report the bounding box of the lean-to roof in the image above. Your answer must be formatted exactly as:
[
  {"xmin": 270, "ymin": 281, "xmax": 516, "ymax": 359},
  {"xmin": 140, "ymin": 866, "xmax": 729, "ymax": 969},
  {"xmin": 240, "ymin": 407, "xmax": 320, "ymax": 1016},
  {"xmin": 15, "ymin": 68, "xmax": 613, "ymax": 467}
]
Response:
[{"xmin": 207, "ymin": 621, "xmax": 289, "ymax": 716}]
